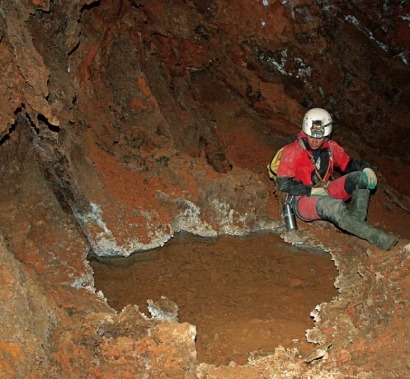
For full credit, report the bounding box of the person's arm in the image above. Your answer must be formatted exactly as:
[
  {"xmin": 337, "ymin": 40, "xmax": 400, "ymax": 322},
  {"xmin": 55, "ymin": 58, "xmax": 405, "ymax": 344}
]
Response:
[
  {"xmin": 332, "ymin": 142, "xmax": 377, "ymax": 189},
  {"xmin": 276, "ymin": 142, "xmax": 315, "ymax": 196},
  {"xmin": 345, "ymin": 158, "xmax": 372, "ymax": 173},
  {"xmin": 276, "ymin": 176, "xmax": 312, "ymax": 196},
  {"xmin": 330, "ymin": 141, "xmax": 372, "ymax": 173}
]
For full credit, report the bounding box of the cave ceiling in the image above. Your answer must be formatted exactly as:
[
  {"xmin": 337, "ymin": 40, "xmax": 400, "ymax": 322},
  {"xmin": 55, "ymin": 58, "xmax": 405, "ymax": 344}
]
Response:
[{"xmin": 0, "ymin": 0, "xmax": 409, "ymax": 377}]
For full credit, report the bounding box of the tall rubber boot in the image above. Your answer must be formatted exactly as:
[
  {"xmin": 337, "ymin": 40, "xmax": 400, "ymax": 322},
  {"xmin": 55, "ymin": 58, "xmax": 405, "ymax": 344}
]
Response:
[
  {"xmin": 338, "ymin": 211, "xmax": 398, "ymax": 251},
  {"xmin": 350, "ymin": 189, "xmax": 370, "ymax": 221}
]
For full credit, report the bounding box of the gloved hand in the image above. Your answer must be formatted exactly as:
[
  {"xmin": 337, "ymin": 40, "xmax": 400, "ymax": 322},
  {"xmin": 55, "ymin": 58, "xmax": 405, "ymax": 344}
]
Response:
[
  {"xmin": 363, "ymin": 168, "xmax": 377, "ymax": 189},
  {"xmin": 310, "ymin": 187, "xmax": 328, "ymax": 196}
]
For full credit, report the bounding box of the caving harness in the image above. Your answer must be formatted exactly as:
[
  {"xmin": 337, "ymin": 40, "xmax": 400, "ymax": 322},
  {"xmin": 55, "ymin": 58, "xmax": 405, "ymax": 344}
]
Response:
[
  {"xmin": 299, "ymin": 137, "xmax": 334, "ymax": 188},
  {"xmin": 268, "ymin": 136, "xmax": 335, "ymax": 230}
]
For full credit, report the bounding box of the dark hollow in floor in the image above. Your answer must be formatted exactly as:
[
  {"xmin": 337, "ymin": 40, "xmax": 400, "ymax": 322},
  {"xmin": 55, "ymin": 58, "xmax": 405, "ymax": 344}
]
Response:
[{"xmin": 90, "ymin": 232, "xmax": 338, "ymax": 365}]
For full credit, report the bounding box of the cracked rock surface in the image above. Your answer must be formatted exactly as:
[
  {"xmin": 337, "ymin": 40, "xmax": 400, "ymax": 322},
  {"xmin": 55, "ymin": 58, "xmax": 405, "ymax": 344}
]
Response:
[{"xmin": 0, "ymin": 0, "xmax": 409, "ymax": 377}]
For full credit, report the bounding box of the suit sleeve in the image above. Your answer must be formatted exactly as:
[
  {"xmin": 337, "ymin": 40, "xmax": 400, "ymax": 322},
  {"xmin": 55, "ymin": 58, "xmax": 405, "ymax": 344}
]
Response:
[
  {"xmin": 276, "ymin": 143, "xmax": 312, "ymax": 196},
  {"xmin": 330, "ymin": 141, "xmax": 371, "ymax": 173},
  {"xmin": 276, "ymin": 176, "xmax": 312, "ymax": 195},
  {"xmin": 345, "ymin": 158, "xmax": 372, "ymax": 173}
]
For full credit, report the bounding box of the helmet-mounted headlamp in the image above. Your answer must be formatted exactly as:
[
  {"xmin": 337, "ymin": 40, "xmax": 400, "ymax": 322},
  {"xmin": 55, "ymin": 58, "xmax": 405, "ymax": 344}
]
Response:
[
  {"xmin": 310, "ymin": 121, "xmax": 325, "ymax": 139},
  {"xmin": 302, "ymin": 108, "xmax": 333, "ymax": 138}
]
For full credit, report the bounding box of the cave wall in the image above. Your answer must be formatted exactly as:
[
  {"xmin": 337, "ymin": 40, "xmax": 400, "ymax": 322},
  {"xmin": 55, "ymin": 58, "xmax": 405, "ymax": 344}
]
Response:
[
  {"xmin": 1, "ymin": 0, "xmax": 409, "ymax": 255},
  {"xmin": 0, "ymin": 0, "xmax": 409, "ymax": 377}
]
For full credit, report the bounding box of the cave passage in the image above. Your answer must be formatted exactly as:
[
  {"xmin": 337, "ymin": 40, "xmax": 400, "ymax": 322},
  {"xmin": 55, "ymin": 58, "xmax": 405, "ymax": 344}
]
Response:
[{"xmin": 90, "ymin": 232, "xmax": 338, "ymax": 365}]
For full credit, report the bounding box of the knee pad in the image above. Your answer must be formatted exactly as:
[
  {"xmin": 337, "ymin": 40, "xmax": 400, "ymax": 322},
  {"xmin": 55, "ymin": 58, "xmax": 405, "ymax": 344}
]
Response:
[
  {"xmin": 316, "ymin": 196, "xmax": 347, "ymax": 224},
  {"xmin": 344, "ymin": 171, "xmax": 367, "ymax": 194}
]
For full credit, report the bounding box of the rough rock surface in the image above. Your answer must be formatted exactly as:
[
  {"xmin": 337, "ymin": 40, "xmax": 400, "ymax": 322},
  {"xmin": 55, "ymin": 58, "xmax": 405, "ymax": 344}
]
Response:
[{"xmin": 0, "ymin": 0, "xmax": 409, "ymax": 377}]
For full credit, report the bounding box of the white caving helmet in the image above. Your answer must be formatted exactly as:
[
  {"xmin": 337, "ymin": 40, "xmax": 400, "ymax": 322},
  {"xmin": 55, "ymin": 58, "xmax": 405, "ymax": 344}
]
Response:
[{"xmin": 302, "ymin": 108, "xmax": 333, "ymax": 138}]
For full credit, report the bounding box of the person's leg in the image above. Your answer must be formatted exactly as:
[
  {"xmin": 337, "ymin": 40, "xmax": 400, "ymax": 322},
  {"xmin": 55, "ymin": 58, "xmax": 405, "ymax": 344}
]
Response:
[
  {"xmin": 295, "ymin": 172, "xmax": 365, "ymax": 220},
  {"xmin": 339, "ymin": 213, "xmax": 397, "ymax": 250},
  {"xmin": 350, "ymin": 189, "xmax": 370, "ymax": 221},
  {"xmin": 294, "ymin": 195, "xmax": 321, "ymax": 221},
  {"xmin": 328, "ymin": 171, "xmax": 370, "ymax": 221},
  {"xmin": 316, "ymin": 196, "xmax": 397, "ymax": 251},
  {"xmin": 327, "ymin": 171, "xmax": 366, "ymax": 200},
  {"xmin": 295, "ymin": 176, "xmax": 397, "ymax": 250}
]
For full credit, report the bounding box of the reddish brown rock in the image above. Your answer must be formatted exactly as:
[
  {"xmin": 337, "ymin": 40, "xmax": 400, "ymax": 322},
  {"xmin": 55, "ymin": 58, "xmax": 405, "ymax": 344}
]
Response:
[{"xmin": 0, "ymin": 0, "xmax": 409, "ymax": 377}]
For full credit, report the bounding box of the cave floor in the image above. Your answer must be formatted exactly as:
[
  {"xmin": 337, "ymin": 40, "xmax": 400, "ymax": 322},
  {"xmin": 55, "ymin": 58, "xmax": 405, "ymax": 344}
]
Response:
[{"xmin": 90, "ymin": 232, "xmax": 338, "ymax": 365}]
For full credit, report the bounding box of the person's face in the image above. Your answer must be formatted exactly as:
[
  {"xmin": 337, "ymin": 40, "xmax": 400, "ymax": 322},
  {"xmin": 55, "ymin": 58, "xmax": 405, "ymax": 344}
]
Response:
[{"xmin": 307, "ymin": 136, "xmax": 325, "ymax": 150}]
